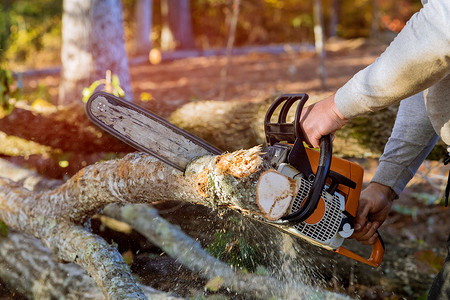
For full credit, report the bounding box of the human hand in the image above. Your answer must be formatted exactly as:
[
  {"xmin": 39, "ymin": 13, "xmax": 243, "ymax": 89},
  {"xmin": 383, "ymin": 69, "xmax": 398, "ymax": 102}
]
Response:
[
  {"xmin": 351, "ymin": 182, "xmax": 397, "ymax": 245},
  {"xmin": 300, "ymin": 94, "xmax": 348, "ymax": 148}
]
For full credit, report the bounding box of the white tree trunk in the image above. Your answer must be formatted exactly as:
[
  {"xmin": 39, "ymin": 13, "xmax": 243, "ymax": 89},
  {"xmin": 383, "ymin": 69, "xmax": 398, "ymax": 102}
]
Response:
[{"xmin": 59, "ymin": 0, "xmax": 133, "ymax": 105}]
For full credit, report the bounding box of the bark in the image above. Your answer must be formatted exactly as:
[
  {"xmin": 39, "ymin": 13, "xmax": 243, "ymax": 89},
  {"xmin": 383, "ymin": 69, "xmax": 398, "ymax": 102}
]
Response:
[
  {"xmin": 59, "ymin": 0, "xmax": 132, "ymax": 105},
  {"xmin": 103, "ymin": 203, "xmax": 350, "ymax": 299},
  {"xmin": 329, "ymin": 0, "xmax": 340, "ymax": 38},
  {"xmin": 0, "ymin": 146, "xmax": 440, "ymax": 298},
  {"xmin": 0, "ymin": 148, "xmax": 352, "ymax": 299},
  {"xmin": 370, "ymin": 0, "xmax": 380, "ymax": 40},
  {"xmin": 0, "ymin": 104, "xmax": 133, "ymax": 154},
  {"xmin": 160, "ymin": 0, "xmax": 195, "ymax": 51},
  {"xmin": 167, "ymin": 0, "xmax": 195, "ymax": 50},
  {"xmin": 160, "ymin": 0, "xmax": 175, "ymax": 51},
  {"xmin": 0, "ymin": 232, "xmax": 180, "ymax": 299}
]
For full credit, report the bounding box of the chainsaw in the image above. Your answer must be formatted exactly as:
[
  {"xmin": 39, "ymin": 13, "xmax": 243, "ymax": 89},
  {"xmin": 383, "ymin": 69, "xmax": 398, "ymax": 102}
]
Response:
[{"xmin": 86, "ymin": 91, "xmax": 384, "ymax": 267}]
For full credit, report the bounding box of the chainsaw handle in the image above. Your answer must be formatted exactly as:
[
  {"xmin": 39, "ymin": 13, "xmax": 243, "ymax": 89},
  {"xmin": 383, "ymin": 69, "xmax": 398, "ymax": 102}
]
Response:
[
  {"xmin": 264, "ymin": 93, "xmax": 333, "ymax": 223},
  {"xmin": 264, "ymin": 93, "xmax": 309, "ymax": 146},
  {"xmin": 282, "ymin": 93, "xmax": 333, "ymax": 223},
  {"xmin": 336, "ymin": 235, "xmax": 385, "ymax": 268},
  {"xmin": 282, "ymin": 135, "xmax": 332, "ymax": 223}
]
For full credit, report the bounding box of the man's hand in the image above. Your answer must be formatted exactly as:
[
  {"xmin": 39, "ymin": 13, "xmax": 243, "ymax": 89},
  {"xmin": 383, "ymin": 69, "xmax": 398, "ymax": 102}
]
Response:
[
  {"xmin": 351, "ymin": 182, "xmax": 397, "ymax": 245},
  {"xmin": 300, "ymin": 94, "xmax": 348, "ymax": 148}
]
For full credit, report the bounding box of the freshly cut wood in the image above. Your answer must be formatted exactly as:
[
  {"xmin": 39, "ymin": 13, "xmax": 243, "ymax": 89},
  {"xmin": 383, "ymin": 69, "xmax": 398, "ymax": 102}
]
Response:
[{"xmin": 256, "ymin": 170, "xmax": 297, "ymax": 220}]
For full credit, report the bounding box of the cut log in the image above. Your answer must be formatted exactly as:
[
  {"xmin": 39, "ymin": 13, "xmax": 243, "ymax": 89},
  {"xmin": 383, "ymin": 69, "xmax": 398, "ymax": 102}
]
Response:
[{"xmin": 256, "ymin": 170, "xmax": 297, "ymax": 220}]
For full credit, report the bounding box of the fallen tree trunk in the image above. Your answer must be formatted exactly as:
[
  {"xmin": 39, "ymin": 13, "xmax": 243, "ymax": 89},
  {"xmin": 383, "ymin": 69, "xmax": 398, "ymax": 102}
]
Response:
[
  {"xmin": 0, "ymin": 148, "xmax": 354, "ymax": 299},
  {"xmin": 0, "ymin": 99, "xmax": 442, "ymax": 298},
  {"xmin": 0, "ymin": 147, "xmax": 439, "ymax": 299},
  {"xmin": 0, "ymin": 94, "xmax": 397, "ymax": 157},
  {"xmin": 0, "ymin": 103, "xmax": 133, "ymax": 154},
  {"xmin": 0, "ymin": 231, "xmax": 181, "ymax": 300}
]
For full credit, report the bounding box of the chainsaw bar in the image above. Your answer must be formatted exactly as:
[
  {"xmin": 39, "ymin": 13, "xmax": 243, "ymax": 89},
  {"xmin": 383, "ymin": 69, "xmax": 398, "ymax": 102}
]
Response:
[{"xmin": 85, "ymin": 92, "xmax": 222, "ymax": 171}]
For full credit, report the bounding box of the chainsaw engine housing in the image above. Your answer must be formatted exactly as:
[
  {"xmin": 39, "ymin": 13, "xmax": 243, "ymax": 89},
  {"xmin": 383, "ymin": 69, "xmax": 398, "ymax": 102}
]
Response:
[{"xmin": 264, "ymin": 143, "xmax": 364, "ymax": 250}]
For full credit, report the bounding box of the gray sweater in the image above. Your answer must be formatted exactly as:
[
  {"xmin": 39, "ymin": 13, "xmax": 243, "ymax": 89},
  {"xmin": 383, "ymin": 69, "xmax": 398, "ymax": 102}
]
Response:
[{"xmin": 334, "ymin": 0, "xmax": 450, "ymax": 195}]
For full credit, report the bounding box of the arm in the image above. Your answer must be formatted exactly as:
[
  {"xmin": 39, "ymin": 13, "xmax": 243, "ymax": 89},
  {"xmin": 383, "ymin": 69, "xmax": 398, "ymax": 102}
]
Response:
[
  {"xmin": 352, "ymin": 93, "xmax": 439, "ymax": 244},
  {"xmin": 301, "ymin": 0, "xmax": 450, "ymax": 148},
  {"xmin": 336, "ymin": 0, "xmax": 450, "ymax": 119}
]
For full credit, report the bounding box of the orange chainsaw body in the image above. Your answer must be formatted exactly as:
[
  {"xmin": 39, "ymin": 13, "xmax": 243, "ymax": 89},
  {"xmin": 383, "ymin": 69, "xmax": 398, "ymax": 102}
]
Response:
[
  {"xmin": 264, "ymin": 93, "xmax": 384, "ymax": 268},
  {"xmin": 305, "ymin": 148, "xmax": 362, "ymax": 218},
  {"xmin": 304, "ymin": 148, "xmax": 384, "ymax": 267}
]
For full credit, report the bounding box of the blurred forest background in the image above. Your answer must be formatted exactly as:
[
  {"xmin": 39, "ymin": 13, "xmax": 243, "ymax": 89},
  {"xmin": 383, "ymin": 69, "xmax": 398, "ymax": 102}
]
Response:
[{"xmin": 1, "ymin": 0, "xmax": 421, "ymax": 70}]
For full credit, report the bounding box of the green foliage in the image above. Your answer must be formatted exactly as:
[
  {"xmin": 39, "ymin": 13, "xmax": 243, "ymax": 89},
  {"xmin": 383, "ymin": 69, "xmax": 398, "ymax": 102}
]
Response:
[
  {"xmin": 1, "ymin": 0, "xmax": 62, "ymax": 67},
  {"xmin": 410, "ymin": 192, "xmax": 441, "ymax": 205},
  {"xmin": 392, "ymin": 203, "xmax": 418, "ymax": 218},
  {"xmin": 206, "ymin": 230, "xmax": 262, "ymax": 272},
  {"xmin": 0, "ymin": 219, "xmax": 8, "ymax": 237},
  {"xmin": 82, "ymin": 72, "xmax": 125, "ymax": 103},
  {"xmin": 0, "ymin": 68, "xmax": 15, "ymax": 116}
]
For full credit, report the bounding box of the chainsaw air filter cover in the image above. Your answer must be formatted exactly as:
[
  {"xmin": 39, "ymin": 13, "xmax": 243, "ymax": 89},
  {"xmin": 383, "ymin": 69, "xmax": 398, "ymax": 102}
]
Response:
[{"xmin": 278, "ymin": 163, "xmax": 354, "ymax": 250}]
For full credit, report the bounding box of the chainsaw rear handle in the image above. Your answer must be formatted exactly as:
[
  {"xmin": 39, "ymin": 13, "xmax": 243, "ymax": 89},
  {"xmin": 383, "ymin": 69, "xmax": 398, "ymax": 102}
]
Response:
[
  {"xmin": 336, "ymin": 235, "xmax": 385, "ymax": 267},
  {"xmin": 264, "ymin": 93, "xmax": 308, "ymax": 145},
  {"xmin": 282, "ymin": 136, "xmax": 332, "ymax": 223},
  {"xmin": 264, "ymin": 94, "xmax": 333, "ymax": 223}
]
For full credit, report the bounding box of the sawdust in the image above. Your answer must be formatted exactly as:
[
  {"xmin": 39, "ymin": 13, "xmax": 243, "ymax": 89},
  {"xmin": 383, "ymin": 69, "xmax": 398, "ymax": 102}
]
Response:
[
  {"xmin": 195, "ymin": 169, "xmax": 211, "ymax": 198},
  {"xmin": 215, "ymin": 145, "xmax": 263, "ymax": 178}
]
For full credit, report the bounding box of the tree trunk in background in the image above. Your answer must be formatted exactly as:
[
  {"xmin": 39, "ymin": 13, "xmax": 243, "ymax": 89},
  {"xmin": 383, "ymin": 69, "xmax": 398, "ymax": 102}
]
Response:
[
  {"xmin": 313, "ymin": 0, "xmax": 327, "ymax": 89},
  {"xmin": 160, "ymin": 0, "xmax": 175, "ymax": 50},
  {"xmin": 370, "ymin": 0, "xmax": 380, "ymax": 40},
  {"xmin": 59, "ymin": 0, "xmax": 132, "ymax": 105},
  {"xmin": 134, "ymin": 0, "xmax": 153, "ymax": 55},
  {"xmin": 328, "ymin": 0, "xmax": 339, "ymax": 38},
  {"xmin": 160, "ymin": 0, "xmax": 195, "ymax": 50},
  {"xmin": 219, "ymin": 0, "xmax": 240, "ymax": 101},
  {"xmin": 168, "ymin": 0, "xmax": 195, "ymax": 49}
]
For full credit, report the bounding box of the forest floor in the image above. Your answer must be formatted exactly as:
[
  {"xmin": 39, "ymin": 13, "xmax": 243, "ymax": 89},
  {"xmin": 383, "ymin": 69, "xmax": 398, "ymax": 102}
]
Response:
[{"xmin": 3, "ymin": 38, "xmax": 449, "ymax": 299}]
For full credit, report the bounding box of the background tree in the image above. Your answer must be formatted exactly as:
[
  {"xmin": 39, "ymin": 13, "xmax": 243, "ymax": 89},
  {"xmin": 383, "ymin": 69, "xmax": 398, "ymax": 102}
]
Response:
[
  {"xmin": 58, "ymin": 0, "xmax": 132, "ymax": 105},
  {"xmin": 219, "ymin": 0, "xmax": 240, "ymax": 101},
  {"xmin": 313, "ymin": 0, "xmax": 328, "ymax": 89},
  {"xmin": 370, "ymin": 0, "xmax": 380, "ymax": 40},
  {"xmin": 160, "ymin": 0, "xmax": 195, "ymax": 50},
  {"xmin": 134, "ymin": 0, "xmax": 153, "ymax": 56},
  {"xmin": 328, "ymin": 0, "xmax": 340, "ymax": 38}
]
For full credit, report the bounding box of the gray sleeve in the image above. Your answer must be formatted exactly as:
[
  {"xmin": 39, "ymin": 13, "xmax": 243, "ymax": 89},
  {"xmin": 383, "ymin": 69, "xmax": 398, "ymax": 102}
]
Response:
[
  {"xmin": 335, "ymin": 0, "xmax": 450, "ymax": 118},
  {"xmin": 424, "ymin": 74, "xmax": 450, "ymax": 146},
  {"xmin": 371, "ymin": 93, "xmax": 439, "ymax": 196}
]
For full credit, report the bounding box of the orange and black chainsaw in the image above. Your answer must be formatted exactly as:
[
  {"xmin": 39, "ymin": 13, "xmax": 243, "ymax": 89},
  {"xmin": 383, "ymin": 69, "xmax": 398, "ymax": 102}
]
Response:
[
  {"xmin": 261, "ymin": 93, "xmax": 384, "ymax": 267},
  {"xmin": 86, "ymin": 91, "xmax": 384, "ymax": 267}
]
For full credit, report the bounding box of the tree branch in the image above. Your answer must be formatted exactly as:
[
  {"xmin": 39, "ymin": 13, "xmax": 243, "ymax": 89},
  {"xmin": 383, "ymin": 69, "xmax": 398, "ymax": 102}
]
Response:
[
  {"xmin": 104, "ymin": 203, "xmax": 352, "ymax": 299},
  {"xmin": 0, "ymin": 231, "xmax": 182, "ymax": 299}
]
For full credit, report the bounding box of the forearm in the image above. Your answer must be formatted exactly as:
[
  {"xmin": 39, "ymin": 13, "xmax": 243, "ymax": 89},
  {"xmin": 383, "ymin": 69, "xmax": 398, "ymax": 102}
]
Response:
[
  {"xmin": 335, "ymin": 0, "xmax": 450, "ymax": 118},
  {"xmin": 371, "ymin": 93, "xmax": 439, "ymax": 196}
]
